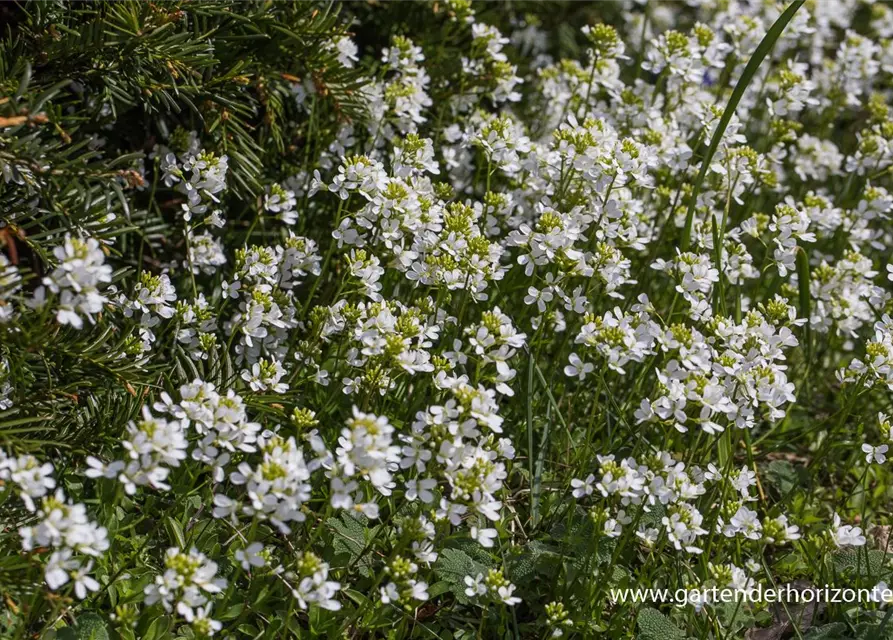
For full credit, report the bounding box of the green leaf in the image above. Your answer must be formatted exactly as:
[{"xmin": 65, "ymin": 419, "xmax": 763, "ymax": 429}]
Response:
[
  {"xmin": 220, "ymin": 603, "xmax": 244, "ymax": 621},
  {"xmin": 507, "ymin": 540, "xmax": 560, "ymax": 588},
  {"xmin": 636, "ymin": 607, "xmax": 687, "ymax": 640},
  {"xmin": 434, "ymin": 548, "xmax": 491, "ymax": 604},
  {"xmin": 803, "ymin": 622, "xmax": 848, "ymax": 640},
  {"xmin": 326, "ymin": 512, "xmax": 374, "ymax": 577},
  {"xmin": 714, "ymin": 601, "xmax": 756, "ymax": 636},
  {"xmin": 853, "ymin": 621, "xmax": 893, "ymax": 640},
  {"xmin": 343, "ymin": 588, "xmax": 372, "ymax": 608},
  {"xmin": 163, "ymin": 515, "xmax": 186, "ymax": 550},
  {"xmin": 427, "ymin": 581, "xmax": 453, "ymax": 599},
  {"xmin": 765, "ymin": 459, "xmax": 803, "ymax": 496},
  {"xmin": 141, "ymin": 613, "xmax": 171, "ymax": 640},
  {"xmin": 796, "ymin": 247, "xmax": 812, "ymax": 362},
  {"xmin": 639, "ymin": 503, "xmax": 667, "ymax": 529},
  {"xmin": 718, "ymin": 429, "xmax": 733, "ymax": 467},
  {"xmin": 58, "ymin": 613, "xmax": 110, "ymax": 640},
  {"xmin": 832, "ymin": 548, "xmax": 889, "ymax": 579}
]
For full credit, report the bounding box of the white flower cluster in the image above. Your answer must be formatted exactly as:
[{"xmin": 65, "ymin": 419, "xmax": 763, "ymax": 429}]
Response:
[
  {"xmin": 225, "ymin": 233, "xmax": 322, "ymax": 365},
  {"xmin": 1, "ymin": 450, "xmax": 108, "ymax": 599},
  {"xmin": 633, "ymin": 303, "xmax": 801, "ymax": 432},
  {"xmin": 571, "ymin": 450, "xmax": 801, "ymax": 555},
  {"xmin": 0, "ymin": 355, "xmax": 12, "ymax": 410},
  {"xmin": 464, "ymin": 569, "xmax": 521, "ymax": 606},
  {"xmin": 159, "ymin": 140, "xmax": 229, "ymax": 276},
  {"xmin": 33, "ymin": 234, "xmax": 112, "ymax": 329},
  {"xmin": 160, "ymin": 145, "xmax": 228, "ymax": 226},
  {"xmin": 144, "ymin": 547, "xmax": 226, "ymax": 631},
  {"xmin": 86, "ymin": 406, "xmax": 188, "ymax": 494},
  {"xmin": 282, "ymin": 552, "xmax": 342, "ymax": 612}
]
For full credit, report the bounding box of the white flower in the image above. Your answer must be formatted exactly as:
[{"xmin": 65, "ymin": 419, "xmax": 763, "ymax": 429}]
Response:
[
  {"xmin": 45, "ymin": 549, "xmax": 76, "ymax": 590},
  {"xmin": 380, "ymin": 582, "xmax": 400, "ymax": 604},
  {"xmin": 334, "ymin": 36, "xmax": 359, "ymax": 68},
  {"xmin": 72, "ymin": 560, "xmax": 100, "ymax": 599},
  {"xmin": 405, "ymin": 477, "xmax": 437, "ymax": 503},
  {"xmin": 235, "ymin": 542, "xmax": 266, "ymax": 570},
  {"xmin": 7, "ymin": 454, "xmax": 56, "ymax": 510},
  {"xmin": 871, "ymin": 581, "xmax": 893, "ymax": 605},
  {"xmin": 464, "ymin": 574, "xmax": 487, "ymax": 598},
  {"xmin": 497, "ymin": 583, "xmax": 521, "ymax": 606},
  {"xmin": 409, "ymin": 580, "xmax": 429, "ymax": 601},
  {"xmin": 38, "ymin": 235, "xmax": 112, "ymax": 329},
  {"xmin": 862, "ymin": 443, "xmax": 888, "ymax": 464},
  {"xmin": 570, "ymin": 474, "xmax": 595, "ymax": 498},
  {"xmin": 564, "ymin": 353, "xmax": 594, "ymax": 380},
  {"xmin": 831, "ymin": 514, "xmax": 866, "ymax": 547},
  {"xmin": 524, "ymin": 286, "xmax": 553, "ymax": 312},
  {"xmin": 145, "ymin": 548, "xmax": 226, "ymax": 617},
  {"xmin": 471, "ymin": 526, "xmax": 498, "ymax": 548},
  {"xmin": 726, "ymin": 506, "xmax": 762, "ymax": 541}
]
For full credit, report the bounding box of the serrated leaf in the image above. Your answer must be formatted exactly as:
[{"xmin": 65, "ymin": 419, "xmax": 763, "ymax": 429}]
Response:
[
  {"xmin": 638, "ymin": 503, "xmax": 666, "ymax": 529},
  {"xmin": 714, "ymin": 601, "xmax": 755, "ymax": 636},
  {"xmin": 853, "ymin": 621, "xmax": 893, "ymax": 640},
  {"xmin": 326, "ymin": 512, "xmax": 373, "ymax": 577},
  {"xmin": 803, "ymin": 622, "xmax": 848, "ymax": 640},
  {"xmin": 60, "ymin": 613, "xmax": 110, "ymax": 640},
  {"xmin": 507, "ymin": 540, "xmax": 560, "ymax": 588},
  {"xmin": 434, "ymin": 548, "xmax": 490, "ymax": 605},
  {"xmin": 636, "ymin": 608, "xmax": 686, "ymax": 640},
  {"xmin": 832, "ymin": 548, "xmax": 888, "ymax": 579}
]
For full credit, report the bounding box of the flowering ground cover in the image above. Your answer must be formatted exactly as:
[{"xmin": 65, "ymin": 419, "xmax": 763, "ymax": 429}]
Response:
[{"xmin": 3, "ymin": 1, "xmax": 893, "ymax": 638}]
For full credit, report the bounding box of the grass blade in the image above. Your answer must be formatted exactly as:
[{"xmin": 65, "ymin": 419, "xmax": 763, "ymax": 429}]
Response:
[
  {"xmin": 527, "ymin": 350, "xmax": 537, "ymax": 523},
  {"xmin": 796, "ymin": 246, "xmax": 812, "ymax": 363}
]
